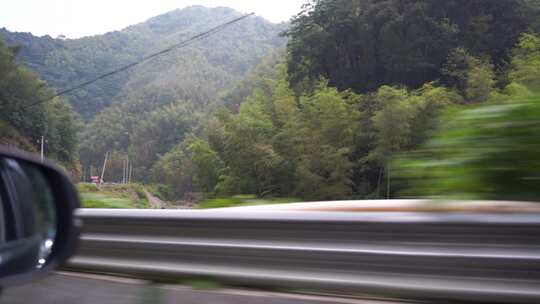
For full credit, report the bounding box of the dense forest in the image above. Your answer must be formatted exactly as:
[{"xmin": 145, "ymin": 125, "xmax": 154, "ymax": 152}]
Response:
[
  {"xmin": 0, "ymin": 6, "xmax": 286, "ymax": 181},
  {"xmin": 2, "ymin": 1, "xmax": 540, "ymax": 202},
  {"xmin": 1, "ymin": 6, "xmax": 287, "ymax": 118},
  {"xmin": 0, "ymin": 40, "xmax": 78, "ymax": 172},
  {"xmin": 185, "ymin": 0, "xmax": 540, "ymax": 201}
]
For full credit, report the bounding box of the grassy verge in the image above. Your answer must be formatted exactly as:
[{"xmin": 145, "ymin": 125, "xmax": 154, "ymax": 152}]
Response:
[
  {"xmin": 77, "ymin": 183, "xmax": 149, "ymax": 208},
  {"xmin": 198, "ymin": 195, "xmax": 299, "ymax": 209},
  {"xmin": 80, "ymin": 193, "xmax": 136, "ymax": 208}
]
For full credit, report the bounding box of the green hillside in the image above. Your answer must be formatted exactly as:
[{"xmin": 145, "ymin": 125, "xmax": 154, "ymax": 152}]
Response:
[{"xmin": 0, "ymin": 6, "xmax": 287, "ymax": 119}]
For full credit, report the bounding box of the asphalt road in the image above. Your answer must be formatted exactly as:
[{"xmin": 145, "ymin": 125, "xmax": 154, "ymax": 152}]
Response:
[{"xmin": 1, "ymin": 272, "xmax": 404, "ymax": 304}]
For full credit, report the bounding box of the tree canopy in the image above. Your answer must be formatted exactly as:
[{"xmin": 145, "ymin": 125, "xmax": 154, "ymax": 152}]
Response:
[
  {"xmin": 284, "ymin": 0, "xmax": 539, "ymax": 93},
  {"xmin": 0, "ymin": 39, "xmax": 78, "ymax": 171},
  {"xmin": 1, "ymin": 6, "xmax": 287, "ymax": 118}
]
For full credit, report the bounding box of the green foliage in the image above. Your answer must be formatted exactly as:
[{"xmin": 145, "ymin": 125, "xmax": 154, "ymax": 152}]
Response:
[
  {"xmin": 151, "ymin": 144, "xmax": 194, "ymax": 200},
  {"xmin": 146, "ymin": 184, "xmax": 173, "ymax": 201},
  {"xmin": 212, "ymin": 65, "xmax": 299, "ymax": 197},
  {"xmin": 149, "ymin": 135, "xmax": 224, "ymax": 200},
  {"xmin": 293, "ymin": 84, "xmax": 360, "ymax": 199},
  {"xmin": 0, "ymin": 6, "xmax": 287, "ymax": 118},
  {"xmin": 0, "ymin": 38, "xmax": 79, "ymax": 170},
  {"xmin": 194, "ymin": 54, "xmax": 473, "ymax": 200},
  {"xmin": 130, "ymin": 183, "xmax": 148, "ymax": 200},
  {"xmin": 391, "ymin": 32, "xmax": 540, "ymax": 201},
  {"xmin": 464, "ymin": 57, "xmax": 495, "ymax": 103},
  {"xmin": 442, "ymin": 48, "xmax": 496, "ymax": 103},
  {"xmin": 2, "ymin": 7, "xmax": 286, "ymax": 185},
  {"xmin": 0, "ymin": 40, "xmax": 47, "ymax": 136},
  {"xmin": 198, "ymin": 197, "xmax": 245, "ymax": 209},
  {"xmin": 130, "ymin": 101, "xmax": 197, "ymax": 177},
  {"xmin": 79, "ymin": 105, "xmax": 132, "ymax": 168},
  {"xmin": 45, "ymin": 97, "xmax": 79, "ymax": 164},
  {"xmin": 285, "ymin": 0, "xmax": 535, "ymax": 94},
  {"xmin": 393, "ymin": 31, "xmax": 540, "ymax": 200},
  {"xmin": 409, "ymin": 83, "xmax": 463, "ymax": 146},
  {"xmin": 371, "ymin": 86, "xmax": 414, "ymax": 159},
  {"xmin": 395, "ymin": 91, "xmax": 540, "ymax": 201},
  {"xmin": 188, "ymin": 139, "xmax": 224, "ymax": 194},
  {"xmin": 198, "ymin": 195, "xmax": 299, "ymax": 209},
  {"xmin": 220, "ymin": 50, "xmax": 285, "ymax": 111},
  {"xmin": 361, "ymin": 83, "xmax": 462, "ymax": 197},
  {"xmin": 509, "ymin": 33, "xmax": 540, "ymax": 89},
  {"xmin": 441, "ymin": 48, "xmax": 470, "ymax": 93},
  {"xmin": 206, "ymin": 65, "xmax": 365, "ymax": 200},
  {"xmin": 0, "ymin": 120, "xmax": 36, "ymax": 151},
  {"xmin": 6, "ymin": 2, "xmax": 539, "ymax": 202}
]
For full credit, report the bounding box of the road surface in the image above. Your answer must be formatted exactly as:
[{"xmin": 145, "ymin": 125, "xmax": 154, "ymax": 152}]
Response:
[{"xmin": 1, "ymin": 272, "xmax": 408, "ymax": 304}]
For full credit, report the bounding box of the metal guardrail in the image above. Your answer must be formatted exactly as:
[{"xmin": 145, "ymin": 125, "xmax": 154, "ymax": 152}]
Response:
[{"xmin": 66, "ymin": 208, "xmax": 540, "ymax": 303}]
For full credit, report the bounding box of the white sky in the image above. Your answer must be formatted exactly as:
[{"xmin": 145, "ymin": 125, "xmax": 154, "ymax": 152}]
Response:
[{"xmin": 0, "ymin": 0, "xmax": 305, "ymax": 38}]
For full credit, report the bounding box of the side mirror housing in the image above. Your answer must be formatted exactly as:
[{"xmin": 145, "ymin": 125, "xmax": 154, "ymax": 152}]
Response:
[{"xmin": 0, "ymin": 148, "xmax": 80, "ymax": 287}]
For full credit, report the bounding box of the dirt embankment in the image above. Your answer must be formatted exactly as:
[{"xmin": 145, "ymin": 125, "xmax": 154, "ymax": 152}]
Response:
[{"xmin": 143, "ymin": 189, "xmax": 165, "ymax": 209}]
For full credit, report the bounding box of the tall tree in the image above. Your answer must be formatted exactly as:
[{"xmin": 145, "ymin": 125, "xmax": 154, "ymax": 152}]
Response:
[{"xmin": 293, "ymin": 83, "xmax": 360, "ymax": 199}]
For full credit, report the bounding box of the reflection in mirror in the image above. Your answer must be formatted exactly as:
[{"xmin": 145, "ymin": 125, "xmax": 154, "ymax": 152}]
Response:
[{"xmin": 0, "ymin": 157, "xmax": 57, "ymax": 275}]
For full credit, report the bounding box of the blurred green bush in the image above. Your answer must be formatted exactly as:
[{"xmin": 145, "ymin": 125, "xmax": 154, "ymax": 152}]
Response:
[{"xmin": 395, "ymin": 92, "xmax": 540, "ymax": 201}]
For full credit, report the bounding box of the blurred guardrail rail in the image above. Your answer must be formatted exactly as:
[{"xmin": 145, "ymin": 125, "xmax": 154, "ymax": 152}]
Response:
[{"xmin": 66, "ymin": 206, "xmax": 540, "ymax": 303}]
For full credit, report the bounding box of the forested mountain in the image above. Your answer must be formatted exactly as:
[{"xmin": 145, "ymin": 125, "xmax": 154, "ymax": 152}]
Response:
[
  {"xmin": 3, "ymin": 1, "xmax": 540, "ymax": 203},
  {"xmin": 0, "ymin": 40, "xmax": 78, "ymax": 171},
  {"xmin": 1, "ymin": 6, "xmax": 287, "ymax": 183},
  {"xmin": 1, "ymin": 6, "xmax": 287, "ymax": 118}
]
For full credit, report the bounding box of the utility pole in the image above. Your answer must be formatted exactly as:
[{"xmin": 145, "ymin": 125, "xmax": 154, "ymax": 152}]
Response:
[
  {"xmin": 39, "ymin": 136, "xmax": 45, "ymax": 162},
  {"xmin": 100, "ymin": 152, "xmax": 109, "ymax": 185},
  {"xmin": 125, "ymin": 156, "xmax": 130, "ymax": 184},
  {"xmin": 124, "ymin": 131, "xmax": 130, "ymax": 184},
  {"xmin": 122, "ymin": 158, "xmax": 126, "ymax": 184},
  {"xmin": 128, "ymin": 162, "xmax": 133, "ymax": 184},
  {"xmin": 125, "ymin": 159, "xmax": 128, "ymax": 184},
  {"xmin": 386, "ymin": 162, "xmax": 391, "ymax": 199},
  {"xmin": 122, "ymin": 156, "xmax": 130, "ymax": 184}
]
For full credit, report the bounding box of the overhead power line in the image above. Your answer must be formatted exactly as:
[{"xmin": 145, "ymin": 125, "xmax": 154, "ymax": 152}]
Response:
[{"xmin": 23, "ymin": 13, "xmax": 255, "ymax": 109}]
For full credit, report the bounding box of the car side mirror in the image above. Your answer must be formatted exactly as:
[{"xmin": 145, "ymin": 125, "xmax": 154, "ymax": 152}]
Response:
[{"xmin": 0, "ymin": 148, "xmax": 80, "ymax": 288}]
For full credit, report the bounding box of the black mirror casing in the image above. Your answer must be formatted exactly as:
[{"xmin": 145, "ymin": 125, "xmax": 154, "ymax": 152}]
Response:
[{"xmin": 0, "ymin": 147, "xmax": 80, "ymax": 288}]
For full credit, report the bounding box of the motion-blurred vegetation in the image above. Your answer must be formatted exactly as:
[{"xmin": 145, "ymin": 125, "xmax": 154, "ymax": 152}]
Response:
[
  {"xmin": 395, "ymin": 32, "xmax": 540, "ymax": 201},
  {"xmin": 198, "ymin": 195, "xmax": 299, "ymax": 209},
  {"xmin": 395, "ymin": 92, "xmax": 540, "ymax": 201}
]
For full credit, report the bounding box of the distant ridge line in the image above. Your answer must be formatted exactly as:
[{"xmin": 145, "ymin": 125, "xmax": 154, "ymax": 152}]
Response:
[{"xmin": 22, "ymin": 12, "xmax": 254, "ymax": 109}]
